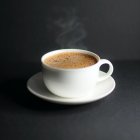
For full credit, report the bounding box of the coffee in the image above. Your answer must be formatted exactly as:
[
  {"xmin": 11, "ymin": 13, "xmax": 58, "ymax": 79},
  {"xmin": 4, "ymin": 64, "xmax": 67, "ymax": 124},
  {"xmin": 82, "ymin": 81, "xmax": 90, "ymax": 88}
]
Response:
[{"xmin": 44, "ymin": 52, "xmax": 97, "ymax": 69}]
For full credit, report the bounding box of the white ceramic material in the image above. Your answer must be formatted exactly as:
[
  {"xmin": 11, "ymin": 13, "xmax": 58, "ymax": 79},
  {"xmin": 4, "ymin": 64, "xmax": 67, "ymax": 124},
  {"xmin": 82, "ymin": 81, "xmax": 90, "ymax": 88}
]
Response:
[
  {"xmin": 27, "ymin": 72, "xmax": 116, "ymax": 105},
  {"xmin": 41, "ymin": 49, "xmax": 114, "ymax": 98}
]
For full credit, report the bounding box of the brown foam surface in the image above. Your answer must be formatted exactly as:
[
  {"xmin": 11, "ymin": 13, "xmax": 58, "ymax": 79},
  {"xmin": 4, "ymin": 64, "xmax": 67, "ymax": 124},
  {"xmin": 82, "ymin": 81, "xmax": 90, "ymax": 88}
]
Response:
[{"xmin": 44, "ymin": 52, "xmax": 97, "ymax": 69}]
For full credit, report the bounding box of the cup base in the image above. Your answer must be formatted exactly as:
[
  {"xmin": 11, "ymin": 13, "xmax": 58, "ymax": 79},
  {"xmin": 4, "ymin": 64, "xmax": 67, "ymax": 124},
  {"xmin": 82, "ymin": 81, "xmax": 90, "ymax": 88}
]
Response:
[{"xmin": 48, "ymin": 89, "xmax": 94, "ymax": 99}]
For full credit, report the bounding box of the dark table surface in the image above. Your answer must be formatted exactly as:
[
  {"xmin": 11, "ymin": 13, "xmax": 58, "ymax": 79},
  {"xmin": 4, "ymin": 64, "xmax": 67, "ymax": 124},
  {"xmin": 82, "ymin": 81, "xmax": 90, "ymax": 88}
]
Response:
[{"xmin": 0, "ymin": 61, "xmax": 140, "ymax": 140}]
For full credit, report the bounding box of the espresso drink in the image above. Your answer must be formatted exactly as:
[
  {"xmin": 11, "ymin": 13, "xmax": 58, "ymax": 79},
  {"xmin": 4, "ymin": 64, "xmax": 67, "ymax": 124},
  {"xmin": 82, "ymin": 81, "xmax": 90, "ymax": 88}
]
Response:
[{"xmin": 44, "ymin": 52, "xmax": 97, "ymax": 69}]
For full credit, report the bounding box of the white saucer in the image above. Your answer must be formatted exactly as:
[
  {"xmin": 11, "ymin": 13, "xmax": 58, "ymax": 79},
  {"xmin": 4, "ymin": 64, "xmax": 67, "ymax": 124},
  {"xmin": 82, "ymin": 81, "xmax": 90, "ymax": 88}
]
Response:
[{"xmin": 27, "ymin": 71, "xmax": 116, "ymax": 105}]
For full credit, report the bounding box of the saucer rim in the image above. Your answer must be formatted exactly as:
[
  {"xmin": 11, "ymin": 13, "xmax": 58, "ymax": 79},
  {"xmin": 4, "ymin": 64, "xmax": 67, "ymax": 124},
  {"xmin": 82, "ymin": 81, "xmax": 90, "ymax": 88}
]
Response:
[{"xmin": 27, "ymin": 72, "xmax": 116, "ymax": 105}]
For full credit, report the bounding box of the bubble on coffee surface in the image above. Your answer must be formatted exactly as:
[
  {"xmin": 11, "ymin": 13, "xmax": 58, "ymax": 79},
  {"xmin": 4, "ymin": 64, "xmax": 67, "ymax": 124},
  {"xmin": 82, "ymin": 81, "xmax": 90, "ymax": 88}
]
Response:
[{"xmin": 44, "ymin": 52, "xmax": 97, "ymax": 69}]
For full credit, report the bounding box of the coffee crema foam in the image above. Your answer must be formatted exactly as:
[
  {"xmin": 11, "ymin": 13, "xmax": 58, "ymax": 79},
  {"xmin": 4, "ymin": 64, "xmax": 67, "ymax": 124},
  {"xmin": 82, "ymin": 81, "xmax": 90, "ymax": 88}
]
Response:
[{"xmin": 44, "ymin": 52, "xmax": 97, "ymax": 69}]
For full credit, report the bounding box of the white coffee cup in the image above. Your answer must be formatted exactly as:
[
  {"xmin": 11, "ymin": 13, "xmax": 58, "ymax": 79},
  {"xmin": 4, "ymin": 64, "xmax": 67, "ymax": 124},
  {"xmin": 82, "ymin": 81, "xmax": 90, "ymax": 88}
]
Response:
[{"xmin": 41, "ymin": 49, "xmax": 113, "ymax": 98}]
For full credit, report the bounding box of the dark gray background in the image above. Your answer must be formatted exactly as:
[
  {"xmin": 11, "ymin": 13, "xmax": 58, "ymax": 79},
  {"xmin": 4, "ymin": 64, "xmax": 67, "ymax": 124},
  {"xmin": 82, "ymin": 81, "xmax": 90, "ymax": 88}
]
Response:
[
  {"xmin": 1, "ymin": 1, "xmax": 140, "ymax": 140},
  {"xmin": 2, "ymin": 0, "xmax": 140, "ymax": 63}
]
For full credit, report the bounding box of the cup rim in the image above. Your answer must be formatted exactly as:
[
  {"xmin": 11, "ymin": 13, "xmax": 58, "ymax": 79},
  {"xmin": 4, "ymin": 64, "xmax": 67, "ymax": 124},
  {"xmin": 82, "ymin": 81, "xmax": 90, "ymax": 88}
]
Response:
[{"xmin": 41, "ymin": 49, "xmax": 100, "ymax": 71}]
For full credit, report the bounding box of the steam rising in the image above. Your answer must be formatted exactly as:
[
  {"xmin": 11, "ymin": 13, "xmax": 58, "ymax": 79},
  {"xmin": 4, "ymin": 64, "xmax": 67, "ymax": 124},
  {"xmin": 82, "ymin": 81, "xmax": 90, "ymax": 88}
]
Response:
[{"xmin": 47, "ymin": 8, "xmax": 87, "ymax": 49}]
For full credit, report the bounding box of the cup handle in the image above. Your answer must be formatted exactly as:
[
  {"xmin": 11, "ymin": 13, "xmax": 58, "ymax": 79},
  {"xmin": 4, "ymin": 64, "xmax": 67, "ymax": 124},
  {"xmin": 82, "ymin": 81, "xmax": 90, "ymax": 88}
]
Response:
[{"xmin": 98, "ymin": 59, "xmax": 113, "ymax": 82}]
